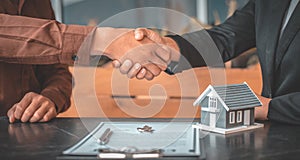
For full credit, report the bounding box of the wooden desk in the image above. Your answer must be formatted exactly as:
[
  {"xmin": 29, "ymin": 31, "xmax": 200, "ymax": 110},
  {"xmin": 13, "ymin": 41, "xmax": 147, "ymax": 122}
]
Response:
[
  {"xmin": 59, "ymin": 66, "xmax": 262, "ymax": 118},
  {"xmin": 1, "ymin": 117, "xmax": 300, "ymax": 160}
]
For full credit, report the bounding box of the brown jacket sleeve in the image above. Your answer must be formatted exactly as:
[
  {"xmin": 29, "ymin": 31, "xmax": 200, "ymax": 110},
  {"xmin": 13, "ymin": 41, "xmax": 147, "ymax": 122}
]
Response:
[
  {"xmin": 0, "ymin": 13, "xmax": 95, "ymax": 65},
  {"xmin": 35, "ymin": 64, "xmax": 72, "ymax": 113}
]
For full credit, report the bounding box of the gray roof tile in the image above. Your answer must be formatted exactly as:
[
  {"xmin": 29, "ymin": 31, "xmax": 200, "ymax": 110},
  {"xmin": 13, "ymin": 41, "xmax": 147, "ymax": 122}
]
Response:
[{"xmin": 213, "ymin": 83, "xmax": 261, "ymax": 110}]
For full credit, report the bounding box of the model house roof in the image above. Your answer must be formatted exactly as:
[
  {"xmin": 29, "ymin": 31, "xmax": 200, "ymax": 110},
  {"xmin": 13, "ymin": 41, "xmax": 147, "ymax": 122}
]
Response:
[{"xmin": 193, "ymin": 82, "xmax": 262, "ymax": 111}]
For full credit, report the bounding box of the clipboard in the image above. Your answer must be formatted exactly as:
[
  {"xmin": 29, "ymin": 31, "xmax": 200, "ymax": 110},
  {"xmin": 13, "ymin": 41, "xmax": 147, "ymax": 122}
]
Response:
[{"xmin": 63, "ymin": 121, "xmax": 201, "ymax": 158}]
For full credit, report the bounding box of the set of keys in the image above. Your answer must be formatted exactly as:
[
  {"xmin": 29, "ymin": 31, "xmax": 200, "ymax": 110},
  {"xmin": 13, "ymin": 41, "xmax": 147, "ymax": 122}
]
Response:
[{"xmin": 137, "ymin": 125, "xmax": 155, "ymax": 133}]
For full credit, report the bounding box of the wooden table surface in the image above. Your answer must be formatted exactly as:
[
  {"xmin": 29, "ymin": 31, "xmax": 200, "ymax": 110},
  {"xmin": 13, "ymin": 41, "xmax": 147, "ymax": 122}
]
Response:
[{"xmin": 59, "ymin": 66, "xmax": 262, "ymax": 118}]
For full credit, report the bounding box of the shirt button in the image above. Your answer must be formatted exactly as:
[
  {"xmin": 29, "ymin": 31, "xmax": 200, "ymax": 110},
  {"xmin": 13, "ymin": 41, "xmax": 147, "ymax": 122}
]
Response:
[{"xmin": 72, "ymin": 55, "xmax": 78, "ymax": 61}]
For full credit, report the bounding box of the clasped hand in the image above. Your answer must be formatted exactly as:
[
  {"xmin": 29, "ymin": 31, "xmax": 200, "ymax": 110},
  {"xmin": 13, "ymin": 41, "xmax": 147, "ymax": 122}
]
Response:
[{"xmin": 101, "ymin": 28, "xmax": 180, "ymax": 80}]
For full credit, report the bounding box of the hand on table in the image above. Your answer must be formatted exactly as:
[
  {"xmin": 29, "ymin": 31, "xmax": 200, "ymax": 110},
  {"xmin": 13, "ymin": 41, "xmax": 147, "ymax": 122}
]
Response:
[
  {"xmin": 255, "ymin": 94, "xmax": 271, "ymax": 120},
  {"xmin": 7, "ymin": 92, "xmax": 57, "ymax": 123}
]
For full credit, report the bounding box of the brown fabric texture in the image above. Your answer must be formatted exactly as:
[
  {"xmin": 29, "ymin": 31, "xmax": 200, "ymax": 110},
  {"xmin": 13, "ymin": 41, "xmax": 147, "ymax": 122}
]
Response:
[{"xmin": 0, "ymin": 0, "xmax": 93, "ymax": 115}]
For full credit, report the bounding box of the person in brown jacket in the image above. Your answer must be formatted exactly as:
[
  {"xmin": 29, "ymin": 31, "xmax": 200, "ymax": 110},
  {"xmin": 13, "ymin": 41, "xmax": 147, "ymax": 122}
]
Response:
[
  {"xmin": 0, "ymin": 0, "xmax": 74, "ymax": 123},
  {"xmin": 0, "ymin": 0, "xmax": 169, "ymax": 123}
]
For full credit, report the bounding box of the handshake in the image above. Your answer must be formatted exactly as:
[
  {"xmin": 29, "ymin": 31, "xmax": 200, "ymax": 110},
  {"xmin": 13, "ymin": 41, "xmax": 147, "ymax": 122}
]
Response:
[{"xmin": 94, "ymin": 28, "xmax": 181, "ymax": 80}]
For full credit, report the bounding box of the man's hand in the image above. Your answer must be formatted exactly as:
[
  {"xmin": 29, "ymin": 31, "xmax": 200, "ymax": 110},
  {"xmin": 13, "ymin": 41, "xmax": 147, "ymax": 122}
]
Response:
[
  {"xmin": 134, "ymin": 28, "xmax": 180, "ymax": 61},
  {"xmin": 93, "ymin": 28, "xmax": 167, "ymax": 80},
  {"xmin": 7, "ymin": 92, "xmax": 57, "ymax": 123},
  {"xmin": 255, "ymin": 94, "xmax": 271, "ymax": 120},
  {"xmin": 112, "ymin": 28, "xmax": 180, "ymax": 80},
  {"xmin": 112, "ymin": 44, "xmax": 172, "ymax": 80}
]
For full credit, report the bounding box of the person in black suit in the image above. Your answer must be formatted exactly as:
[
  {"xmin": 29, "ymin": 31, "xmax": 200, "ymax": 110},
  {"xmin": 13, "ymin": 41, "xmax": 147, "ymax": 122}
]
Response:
[{"xmin": 114, "ymin": 0, "xmax": 300, "ymax": 124}]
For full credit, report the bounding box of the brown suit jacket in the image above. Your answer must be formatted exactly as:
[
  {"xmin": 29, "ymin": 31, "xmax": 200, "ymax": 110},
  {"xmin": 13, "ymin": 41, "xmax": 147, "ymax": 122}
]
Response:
[{"xmin": 0, "ymin": 0, "xmax": 75, "ymax": 115}]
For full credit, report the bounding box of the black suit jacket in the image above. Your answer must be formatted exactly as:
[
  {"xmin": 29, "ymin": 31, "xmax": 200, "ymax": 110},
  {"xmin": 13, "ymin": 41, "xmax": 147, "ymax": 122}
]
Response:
[{"xmin": 171, "ymin": 0, "xmax": 300, "ymax": 124}]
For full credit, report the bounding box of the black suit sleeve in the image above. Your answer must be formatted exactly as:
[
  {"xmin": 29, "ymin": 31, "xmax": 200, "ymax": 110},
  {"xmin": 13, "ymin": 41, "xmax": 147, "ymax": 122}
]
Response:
[
  {"xmin": 268, "ymin": 93, "xmax": 300, "ymax": 125},
  {"xmin": 168, "ymin": 0, "xmax": 256, "ymax": 73}
]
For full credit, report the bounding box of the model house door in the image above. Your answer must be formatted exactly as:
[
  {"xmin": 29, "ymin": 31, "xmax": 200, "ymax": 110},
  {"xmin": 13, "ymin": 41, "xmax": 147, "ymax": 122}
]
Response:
[
  {"xmin": 244, "ymin": 110, "xmax": 250, "ymax": 125},
  {"xmin": 210, "ymin": 113, "xmax": 216, "ymax": 128}
]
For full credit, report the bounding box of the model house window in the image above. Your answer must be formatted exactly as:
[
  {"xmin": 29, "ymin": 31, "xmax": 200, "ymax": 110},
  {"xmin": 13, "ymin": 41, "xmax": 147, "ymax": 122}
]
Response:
[
  {"xmin": 209, "ymin": 97, "xmax": 217, "ymax": 108},
  {"xmin": 229, "ymin": 111, "xmax": 235, "ymax": 124},
  {"xmin": 237, "ymin": 111, "xmax": 243, "ymax": 123}
]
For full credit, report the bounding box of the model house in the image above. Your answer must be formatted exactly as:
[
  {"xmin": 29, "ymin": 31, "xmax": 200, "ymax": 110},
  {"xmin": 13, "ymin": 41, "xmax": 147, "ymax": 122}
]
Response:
[{"xmin": 193, "ymin": 82, "xmax": 263, "ymax": 134}]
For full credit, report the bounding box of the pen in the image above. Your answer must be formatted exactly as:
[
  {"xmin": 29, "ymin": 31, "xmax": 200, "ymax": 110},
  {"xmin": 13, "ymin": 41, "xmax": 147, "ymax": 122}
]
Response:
[{"xmin": 97, "ymin": 128, "xmax": 113, "ymax": 145}]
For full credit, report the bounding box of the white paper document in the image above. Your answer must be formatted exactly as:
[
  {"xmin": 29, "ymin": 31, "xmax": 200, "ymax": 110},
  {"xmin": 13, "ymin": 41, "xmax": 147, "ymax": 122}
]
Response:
[{"xmin": 63, "ymin": 121, "xmax": 201, "ymax": 157}]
